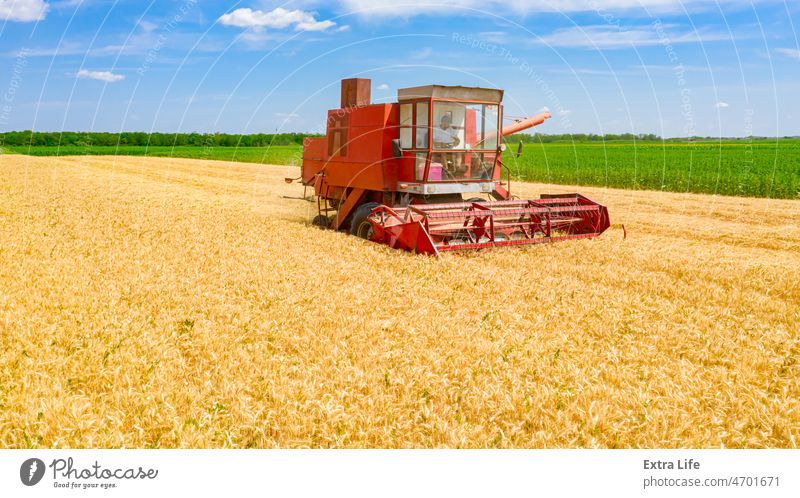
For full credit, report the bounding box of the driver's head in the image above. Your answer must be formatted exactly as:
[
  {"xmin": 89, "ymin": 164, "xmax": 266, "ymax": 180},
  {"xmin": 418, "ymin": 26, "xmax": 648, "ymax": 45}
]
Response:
[{"xmin": 439, "ymin": 115, "xmax": 451, "ymax": 129}]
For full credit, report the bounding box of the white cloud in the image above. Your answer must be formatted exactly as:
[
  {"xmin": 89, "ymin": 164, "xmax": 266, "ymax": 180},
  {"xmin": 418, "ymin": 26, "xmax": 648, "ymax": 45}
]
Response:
[
  {"xmin": 635, "ymin": 64, "xmax": 713, "ymax": 73},
  {"xmin": 219, "ymin": 8, "xmax": 305, "ymax": 29},
  {"xmin": 219, "ymin": 7, "xmax": 337, "ymax": 32},
  {"xmin": 411, "ymin": 46, "xmax": 433, "ymax": 59},
  {"xmin": 776, "ymin": 48, "xmax": 800, "ymax": 59},
  {"xmin": 296, "ymin": 19, "xmax": 335, "ymax": 31},
  {"xmin": 276, "ymin": 112, "xmax": 300, "ymax": 120},
  {"xmin": 547, "ymin": 67, "xmax": 624, "ymax": 76},
  {"xmin": 532, "ymin": 25, "xmax": 733, "ymax": 49},
  {"xmin": 76, "ymin": 69, "xmax": 125, "ymax": 82},
  {"xmin": 337, "ymin": 0, "xmax": 767, "ymax": 17},
  {"xmin": 237, "ymin": 30, "xmax": 281, "ymax": 43},
  {"xmin": 547, "ymin": 64, "xmax": 714, "ymax": 77},
  {"xmin": 0, "ymin": 0, "xmax": 48, "ymax": 22},
  {"xmin": 479, "ymin": 31, "xmax": 507, "ymax": 44},
  {"xmin": 376, "ymin": 83, "xmax": 389, "ymax": 90},
  {"xmin": 137, "ymin": 20, "xmax": 158, "ymax": 33},
  {"xmin": 714, "ymin": 101, "xmax": 729, "ymax": 108}
]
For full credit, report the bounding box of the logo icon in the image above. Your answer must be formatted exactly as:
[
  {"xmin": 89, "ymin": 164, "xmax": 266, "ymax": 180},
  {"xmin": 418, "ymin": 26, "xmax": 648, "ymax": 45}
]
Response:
[{"xmin": 20, "ymin": 458, "xmax": 45, "ymax": 486}]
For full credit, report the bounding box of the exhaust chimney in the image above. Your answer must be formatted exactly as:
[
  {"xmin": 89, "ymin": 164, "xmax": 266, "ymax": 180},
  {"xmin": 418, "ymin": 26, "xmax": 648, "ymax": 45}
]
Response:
[{"xmin": 340, "ymin": 78, "xmax": 371, "ymax": 108}]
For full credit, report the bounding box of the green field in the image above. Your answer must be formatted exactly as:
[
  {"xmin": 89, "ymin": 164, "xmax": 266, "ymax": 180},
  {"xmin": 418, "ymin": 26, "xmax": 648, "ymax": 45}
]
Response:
[
  {"xmin": 2, "ymin": 145, "xmax": 303, "ymax": 166},
  {"xmin": 504, "ymin": 140, "xmax": 800, "ymax": 199},
  {"xmin": 3, "ymin": 140, "xmax": 799, "ymax": 199}
]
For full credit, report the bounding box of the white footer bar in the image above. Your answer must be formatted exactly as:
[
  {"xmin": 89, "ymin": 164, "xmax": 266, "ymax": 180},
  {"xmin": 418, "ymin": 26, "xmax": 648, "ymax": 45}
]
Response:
[{"xmin": 3, "ymin": 449, "xmax": 797, "ymax": 497}]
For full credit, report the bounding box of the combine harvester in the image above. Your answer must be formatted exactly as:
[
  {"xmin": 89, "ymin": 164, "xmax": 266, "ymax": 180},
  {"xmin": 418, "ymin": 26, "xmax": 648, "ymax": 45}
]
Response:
[{"xmin": 295, "ymin": 79, "xmax": 609, "ymax": 255}]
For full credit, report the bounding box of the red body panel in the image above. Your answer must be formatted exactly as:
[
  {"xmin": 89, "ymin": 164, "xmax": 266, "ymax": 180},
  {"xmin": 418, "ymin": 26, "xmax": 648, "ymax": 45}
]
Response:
[
  {"xmin": 301, "ymin": 99, "xmax": 503, "ymax": 202},
  {"xmin": 303, "ymin": 103, "xmax": 402, "ymax": 194}
]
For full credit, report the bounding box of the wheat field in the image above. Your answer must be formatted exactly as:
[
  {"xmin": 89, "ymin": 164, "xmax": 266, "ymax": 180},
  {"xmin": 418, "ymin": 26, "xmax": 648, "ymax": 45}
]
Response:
[{"xmin": 1, "ymin": 154, "xmax": 798, "ymax": 448}]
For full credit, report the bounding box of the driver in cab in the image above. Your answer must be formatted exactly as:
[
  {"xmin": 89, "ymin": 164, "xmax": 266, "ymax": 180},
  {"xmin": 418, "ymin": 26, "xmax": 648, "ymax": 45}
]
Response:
[
  {"xmin": 433, "ymin": 114, "xmax": 460, "ymax": 148},
  {"xmin": 432, "ymin": 114, "xmax": 465, "ymax": 177}
]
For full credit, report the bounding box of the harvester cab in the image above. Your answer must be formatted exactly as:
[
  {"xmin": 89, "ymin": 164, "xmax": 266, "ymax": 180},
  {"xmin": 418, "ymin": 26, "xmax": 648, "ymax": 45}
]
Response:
[
  {"xmin": 298, "ymin": 78, "xmax": 609, "ymax": 255},
  {"xmin": 394, "ymin": 84, "xmax": 505, "ymax": 197}
]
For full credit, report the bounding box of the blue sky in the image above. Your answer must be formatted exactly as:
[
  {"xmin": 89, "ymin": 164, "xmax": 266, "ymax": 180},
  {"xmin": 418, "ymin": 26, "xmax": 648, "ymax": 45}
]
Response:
[{"xmin": 0, "ymin": 0, "xmax": 798, "ymax": 137}]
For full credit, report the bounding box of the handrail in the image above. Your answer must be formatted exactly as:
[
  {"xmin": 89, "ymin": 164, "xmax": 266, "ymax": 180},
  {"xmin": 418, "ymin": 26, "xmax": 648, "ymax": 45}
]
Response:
[{"xmin": 499, "ymin": 160, "xmax": 512, "ymax": 198}]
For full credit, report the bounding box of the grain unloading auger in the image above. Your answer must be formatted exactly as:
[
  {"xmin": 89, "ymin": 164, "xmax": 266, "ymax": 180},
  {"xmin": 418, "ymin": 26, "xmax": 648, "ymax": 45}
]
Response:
[{"xmin": 294, "ymin": 79, "xmax": 609, "ymax": 255}]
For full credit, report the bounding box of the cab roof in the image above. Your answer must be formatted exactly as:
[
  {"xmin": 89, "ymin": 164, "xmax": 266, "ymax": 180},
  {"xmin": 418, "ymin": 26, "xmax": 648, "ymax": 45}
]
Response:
[{"xmin": 397, "ymin": 85, "xmax": 503, "ymax": 103}]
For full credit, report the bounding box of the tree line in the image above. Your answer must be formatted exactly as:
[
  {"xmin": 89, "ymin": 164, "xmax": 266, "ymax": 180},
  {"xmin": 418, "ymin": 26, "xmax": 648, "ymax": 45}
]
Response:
[
  {"xmin": 505, "ymin": 133, "xmax": 783, "ymax": 143},
  {"xmin": 506, "ymin": 132, "xmax": 661, "ymax": 143},
  {"xmin": 0, "ymin": 130, "xmax": 785, "ymax": 148},
  {"xmin": 0, "ymin": 131, "xmax": 320, "ymax": 147}
]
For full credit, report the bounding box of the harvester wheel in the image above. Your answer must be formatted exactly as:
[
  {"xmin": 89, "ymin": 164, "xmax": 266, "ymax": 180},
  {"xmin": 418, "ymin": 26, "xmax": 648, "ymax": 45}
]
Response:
[
  {"xmin": 464, "ymin": 197, "xmax": 485, "ymax": 203},
  {"xmin": 350, "ymin": 202, "xmax": 380, "ymax": 239},
  {"xmin": 312, "ymin": 214, "xmax": 330, "ymax": 228}
]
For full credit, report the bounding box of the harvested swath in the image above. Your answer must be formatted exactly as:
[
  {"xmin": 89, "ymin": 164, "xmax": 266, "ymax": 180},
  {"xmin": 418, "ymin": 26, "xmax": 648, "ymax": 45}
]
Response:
[{"xmin": 0, "ymin": 154, "xmax": 798, "ymax": 448}]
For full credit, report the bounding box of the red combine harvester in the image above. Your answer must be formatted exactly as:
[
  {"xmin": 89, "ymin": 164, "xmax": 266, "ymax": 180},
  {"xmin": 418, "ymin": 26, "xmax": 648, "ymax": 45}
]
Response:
[{"xmin": 296, "ymin": 78, "xmax": 609, "ymax": 255}]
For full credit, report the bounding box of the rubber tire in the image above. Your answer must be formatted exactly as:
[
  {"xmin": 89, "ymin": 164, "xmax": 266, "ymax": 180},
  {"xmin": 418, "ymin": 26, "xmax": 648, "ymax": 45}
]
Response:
[
  {"xmin": 464, "ymin": 197, "xmax": 485, "ymax": 203},
  {"xmin": 312, "ymin": 214, "xmax": 330, "ymax": 228},
  {"xmin": 349, "ymin": 202, "xmax": 380, "ymax": 239}
]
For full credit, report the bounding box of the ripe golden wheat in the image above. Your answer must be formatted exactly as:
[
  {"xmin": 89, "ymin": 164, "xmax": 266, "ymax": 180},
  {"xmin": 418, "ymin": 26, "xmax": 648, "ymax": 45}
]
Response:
[{"xmin": 0, "ymin": 154, "xmax": 798, "ymax": 448}]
